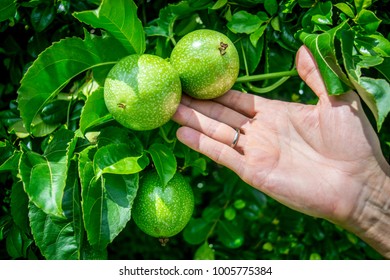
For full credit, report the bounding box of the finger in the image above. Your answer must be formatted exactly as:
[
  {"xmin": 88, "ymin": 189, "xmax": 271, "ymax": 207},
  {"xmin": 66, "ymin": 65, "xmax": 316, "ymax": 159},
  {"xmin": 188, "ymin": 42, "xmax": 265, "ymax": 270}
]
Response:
[
  {"xmin": 295, "ymin": 46, "xmax": 329, "ymax": 100},
  {"xmin": 180, "ymin": 94, "xmax": 251, "ymax": 130},
  {"xmin": 173, "ymin": 103, "xmax": 243, "ymax": 148},
  {"xmin": 214, "ymin": 90, "xmax": 260, "ymax": 117},
  {"xmin": 176, "ymin": 126, "xmax": 244, "ymax": 174}
]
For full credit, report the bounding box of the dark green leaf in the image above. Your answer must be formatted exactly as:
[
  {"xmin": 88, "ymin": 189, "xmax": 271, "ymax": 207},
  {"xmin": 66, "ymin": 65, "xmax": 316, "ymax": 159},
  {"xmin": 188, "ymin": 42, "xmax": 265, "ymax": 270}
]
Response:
[
  {"xmin": 147, "ymin": 143, "xmax": 177, "ymax": 187},
  {"xmin": 227, "ymin": 11, "xmax": 265, "ymax": 34},
  {"xmin": 264, "ymin": 0, "xmax": 278, "ymax": 16},
  {"xmin": 183, "ymin": 218, "xmax": 213, "ymax": 245},
  {"xmin": 6, "ymin": 225, "xmax": 24, "ymax": 259},
  {"xmin": 217, "ymin": 220, "xmax": 244, "ymax": 248},
  {"xmin": 79, "ymin": 87, "xmax": 112, "ymax": 134},
  {"xmin": 30, "ymin": 4, "xmax": 56, "ymax": 32},
  {"xmin": 40, "ymin": 99, "xmax": 69, "ymax": 125},
  {"xmin": 19, "ymin": 128, "xmax": 77, "ymax": 217},
  {"xmin": 17, "ymin": 34, "xmax": 128, "ymax": 134},
  {"xmin": 73, "ymin": 0, "xmax": 145, "ymax": 55},
  {"xmin": 0, "ymin": 140, "xmax": 20, "ymax": 172},
  {"xmin": 10, "ymin": 182, "xmax": 30, "ymax": 235},
  {"xmin": 238, "ymin": 35, "xmax": 264, "ymax": 74},
  {"xmin": 355, "ymin": 34, "xmax": 390, "ymax": 57},
  {"xmin": 0, "ymin": 0, "xmax": 16, "ymax": 22}
]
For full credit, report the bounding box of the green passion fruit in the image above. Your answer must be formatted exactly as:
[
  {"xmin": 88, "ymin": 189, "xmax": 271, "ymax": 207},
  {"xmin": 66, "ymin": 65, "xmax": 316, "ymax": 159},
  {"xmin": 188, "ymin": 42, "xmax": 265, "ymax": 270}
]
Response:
[
  {"xmin": 170, "ymin": 29, "xmax": 239, "ymax": 99},
  {"xmin": 104, "ymin": 54, "xmax": 181, "ymax": 131},
  {"xmin": 132, "ymin": 170, "xmax": 194, "ymax": 241}
]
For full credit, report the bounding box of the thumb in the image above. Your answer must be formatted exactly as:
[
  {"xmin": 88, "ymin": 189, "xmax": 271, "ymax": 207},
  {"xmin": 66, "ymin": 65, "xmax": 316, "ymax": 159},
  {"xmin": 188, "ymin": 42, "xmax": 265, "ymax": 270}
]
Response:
[{"xmin": 295, "ymin": 45, "xmax": 329, "ymax": 100}]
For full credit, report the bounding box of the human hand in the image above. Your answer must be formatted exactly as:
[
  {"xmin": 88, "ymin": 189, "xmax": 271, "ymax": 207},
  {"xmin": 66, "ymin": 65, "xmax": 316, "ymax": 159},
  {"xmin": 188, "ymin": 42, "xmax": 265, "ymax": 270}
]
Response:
[{"xmin": 172, "ymin": 46, "xmax": 390, "ymax": 244}]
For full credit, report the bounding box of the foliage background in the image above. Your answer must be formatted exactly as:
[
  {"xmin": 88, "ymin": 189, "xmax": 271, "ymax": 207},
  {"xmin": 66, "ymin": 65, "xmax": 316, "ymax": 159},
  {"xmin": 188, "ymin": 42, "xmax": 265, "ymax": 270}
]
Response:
[{"xmin": 1, "ymin": 0, "xmax": 389, "ymax": 260}]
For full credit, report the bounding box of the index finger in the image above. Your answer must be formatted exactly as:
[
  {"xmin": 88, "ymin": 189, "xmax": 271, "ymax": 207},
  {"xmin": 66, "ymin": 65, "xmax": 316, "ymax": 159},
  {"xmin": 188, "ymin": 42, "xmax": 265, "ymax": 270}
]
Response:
[{"xmin": 214, "ymin": 90, "xmax": 259, "ymax": 118}]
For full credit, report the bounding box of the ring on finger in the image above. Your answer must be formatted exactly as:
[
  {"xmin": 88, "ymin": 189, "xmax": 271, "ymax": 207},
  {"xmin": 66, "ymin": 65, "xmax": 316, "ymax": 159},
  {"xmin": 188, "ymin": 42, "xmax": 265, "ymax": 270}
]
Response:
[{"xmin": 231, "ymin": 128, "xmax": 240, "ymax": 148}]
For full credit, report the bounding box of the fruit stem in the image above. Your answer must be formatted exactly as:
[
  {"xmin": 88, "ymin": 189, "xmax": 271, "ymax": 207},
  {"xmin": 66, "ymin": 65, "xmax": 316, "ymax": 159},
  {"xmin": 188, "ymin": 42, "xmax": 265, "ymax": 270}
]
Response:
[{"xmin": 235, "ymin": 69, "xmax": 298, "ymax": 83}]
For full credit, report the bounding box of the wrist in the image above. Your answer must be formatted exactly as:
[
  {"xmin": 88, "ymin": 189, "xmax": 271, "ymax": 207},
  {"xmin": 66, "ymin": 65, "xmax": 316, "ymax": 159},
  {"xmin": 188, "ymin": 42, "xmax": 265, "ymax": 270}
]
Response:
[{"xmin": 348, "ymin": 168, "xmax": 390, "ymax": 258}]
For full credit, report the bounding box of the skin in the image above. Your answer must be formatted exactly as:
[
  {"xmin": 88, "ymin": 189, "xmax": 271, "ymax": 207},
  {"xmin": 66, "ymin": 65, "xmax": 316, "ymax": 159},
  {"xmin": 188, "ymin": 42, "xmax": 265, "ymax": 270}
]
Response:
[{"xmin": 172, "ymin": 45, "xmax": 390, "ymax": 258}]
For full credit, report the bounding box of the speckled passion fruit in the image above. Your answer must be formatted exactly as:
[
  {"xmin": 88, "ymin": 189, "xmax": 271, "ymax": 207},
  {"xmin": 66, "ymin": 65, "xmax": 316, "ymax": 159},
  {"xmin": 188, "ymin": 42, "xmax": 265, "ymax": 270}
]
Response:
[
  {"xmin": 104, "ymin": 54, "xmax": 181, "ymax": 131},
  {"xmin": 170, "ymin": 29, "xmax": 239, "ymax": 99},
  {"xmin": 132, "ymin": 170, "xmax": 194, "ymax": 241}
]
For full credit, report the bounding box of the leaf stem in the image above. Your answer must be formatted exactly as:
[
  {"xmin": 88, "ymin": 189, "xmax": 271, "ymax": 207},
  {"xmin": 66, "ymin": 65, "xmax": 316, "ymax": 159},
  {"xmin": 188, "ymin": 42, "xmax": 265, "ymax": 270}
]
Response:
[
  {"xmin": 246, "ymin": 76, "xmax": 292, "ymax": 94},
  {"xmin": 235, "ymin": 69, "xmax": 299, "ymax": 83}
]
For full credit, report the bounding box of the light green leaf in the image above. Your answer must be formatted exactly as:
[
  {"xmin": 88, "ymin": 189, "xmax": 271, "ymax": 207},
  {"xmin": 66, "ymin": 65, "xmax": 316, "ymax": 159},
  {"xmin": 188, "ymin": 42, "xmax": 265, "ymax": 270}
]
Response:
[
  {"xmin": 79, "ymin": 87, "xmax": 112, "ymax": 135},
  {"xmin": 19, "ymin": 128, "xmax": 77, "ymax": 218},
  {"xmin": 334, "ymin": 3, "xmax": 355, "ymax": 18},
  {"xmin": 73, "ymin": 0, "xmax": 145, "ymax": 55},
  {"xmin": 93, "ymin": 143, "xmax": 149, "ymax": 177},
  {"xmin": 211, "ymin": 0, "xmax": 227, "ymax": 10},
  {"xmin": 80, "ymin": 145, "xmax": 139, "ymax": 250},
  {"xmin": 147, "ymin": 143, "xmax": 177, "ymax": 187},
  {"xmin": 298, "ymin": 21, "xmax": 352, "ymax": 95},
  {"xmin": 194, "ymin": 242, "xmax": 215, "ymax": 260},
  {"xmin": 355, "ymin": 9, "xmax": 381, "ymax": 34},
  {"xmin": 29, "ymin": 162, "xmax": 83, "ymax": 260},
  {"xmin": 0, "ymin": 0, "xmax": 16, "ymax": 22},
  {"xmin": 17, "ymin": 34, "xmax": 128, "ymax": 134},
  {"xmin": 227, "ymin": 11, "xmax": 265, "ymax": 34},
  {"xmin": 354, "ymin": 0, "xmax": 372, "ymax": 13},
  {"xmin": 341, "ymin": 30, "xmax": 390, "ymax": 130}
]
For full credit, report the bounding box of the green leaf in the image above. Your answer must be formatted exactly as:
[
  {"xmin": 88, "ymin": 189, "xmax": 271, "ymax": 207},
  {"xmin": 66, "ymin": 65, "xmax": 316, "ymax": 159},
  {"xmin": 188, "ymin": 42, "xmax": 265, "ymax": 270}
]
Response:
[
  {"xmin": 264, "ymin": 0, "xmax": 278, "ymax": 16},
  {"xmin": 355, "ymin": 9, "xmax": 381, "ymax": 34},
  {"xmin": 93, "ymin": 143, "xmax": 149, "ymax": 178},
  {"xmin": 28, "ymin": 162, "xmax": 83, "ymax": 260},
  {"xmin": 0, "ymin": 0, "xmax": 16, "ymax": 22},
  {"xmin": 334, "ymin": 3, "xmax": 355, "ymax": 18},
  {"xmin": 217, "ymin": 220, "xmax": 244, "ymax": 248},
  {"xmin": 0, "ymin": 140, "xmax": 20, "ymax": 172},
  {"xmin": 298, "ymin": 21, "xmax": 352, "ymax": 95},
  {"xmin": 302, "ymin": 1, "xmax": 333, "ymax": 31},
  {"xmin": 79, "ymin": 87, "xmax": 112, "ymax": 135},
  {"xmin": 17, "ymin": 34, "xmax": 128, "ymax": 134},
  {"xmin": 227, "ymin": 11, "xmax": 265, "ymax": 34},
  {"xmin": 183, "ymin": 218, "xmax": 213, "ymax": 245},
  {"xmin": 354, "ymin": 0, "xmax": 372, "ymax": 13},
  {"xmin": 341, "ymin": 30, "xmax": 390, "ymax": 130},
  {"xmin": 147, "ymin": 143, "xmax": 177, "ymax": 187},
  {"xmin": 355, "ymin": 34, "xmax": 390, "ymax": 57},
  {"xmin": 30, "ymin": 4, "xmax": 56, "ymax": 32},
  {"xmin": 19, "ymin": 128, "xmax": 77, "ymax": 217},
  {"xmin": 73, "ymin": 0, "xmax": 145, "ymax": 55},
  {"xmin": 10, "ymin": 182, "xmax": 30, "ymax": 235},
  {"xmin": 211, "ymin": 0, "xmax": 227, "ymax": 10},
  {"xmin": 79, "ymin": 145, "xmax": 139, "ymax": 250},
  {"xmin": 194, "ymin": 241, "xmax": 215, "ymax": 260}
]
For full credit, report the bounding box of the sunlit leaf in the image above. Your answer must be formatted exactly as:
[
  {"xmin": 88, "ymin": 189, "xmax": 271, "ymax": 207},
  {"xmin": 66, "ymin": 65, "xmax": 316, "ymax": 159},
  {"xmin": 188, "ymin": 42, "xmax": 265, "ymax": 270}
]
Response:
[
  {"xmin": 17, "ymin": 34, "xmax": 128, "ymax": 134},
  {"xmin": 19, "ymin": 128, "xmax": 77, "ymax": 217},
  {"xmin": 148, "ymin": 143, "xmax": 177, "ymax": 187},
  {"xmin": 73, "ymin": 0, "xmax": 145, "ymax": 54}
]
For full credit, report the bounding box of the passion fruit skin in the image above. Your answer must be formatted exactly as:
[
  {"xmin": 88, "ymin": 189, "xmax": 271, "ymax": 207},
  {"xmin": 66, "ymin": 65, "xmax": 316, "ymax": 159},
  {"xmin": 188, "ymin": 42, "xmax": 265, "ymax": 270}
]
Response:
[
  {"xmin": 170, "ymin": 29, "xmax": 239, "ymax": 99},
  {"xmin": 104, "ymin": 54, "xmax": 181, "ymax": 131},
  {"xmin": 132, "ymin": 170, "xmax": 194, "ymax": 238}
]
